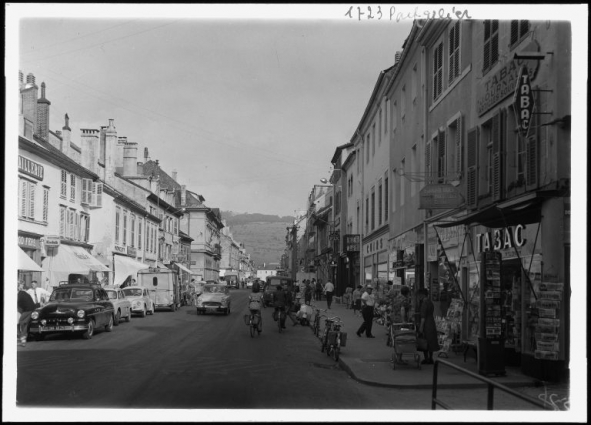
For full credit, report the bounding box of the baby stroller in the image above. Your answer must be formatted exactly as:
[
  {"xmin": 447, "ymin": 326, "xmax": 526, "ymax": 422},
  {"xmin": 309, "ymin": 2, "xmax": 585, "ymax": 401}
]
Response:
[{"xmin": 390, "ymin": 323, "xmax": 421, "ymax": 370}]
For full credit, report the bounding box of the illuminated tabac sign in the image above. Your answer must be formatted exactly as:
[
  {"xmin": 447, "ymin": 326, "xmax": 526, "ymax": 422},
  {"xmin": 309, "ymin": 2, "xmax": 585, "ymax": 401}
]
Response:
[{"xmin": 513, "ymin": 65, "xmax": 535, "ymax": 138}]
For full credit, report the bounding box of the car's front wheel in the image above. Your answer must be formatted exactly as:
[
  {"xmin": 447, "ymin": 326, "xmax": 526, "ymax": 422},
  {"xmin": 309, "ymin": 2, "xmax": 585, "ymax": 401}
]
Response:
[
  {"xmin": 105, "ymin": 314, "xmax": 114, "ymax": 332},
  {"xmin": 114, "ymin": 310, "xmax": 121, "ymax": 326},
  {"xmin": 83, "ymin": 319, "xmax": 95, "ymax": 339},
  {"xmin": 126, "ymin": 309, "xmax": 131, "ymax": 322}
]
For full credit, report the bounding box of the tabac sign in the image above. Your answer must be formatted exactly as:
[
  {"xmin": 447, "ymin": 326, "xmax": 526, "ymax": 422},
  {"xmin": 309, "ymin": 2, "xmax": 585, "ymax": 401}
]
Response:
[
  {"xmin": 419, "ymin": 184, "xmax": 464, "ymax": 209},
  {"xmin": 513, "ymin": 65, "xmax": 535, "ymax": 138}
]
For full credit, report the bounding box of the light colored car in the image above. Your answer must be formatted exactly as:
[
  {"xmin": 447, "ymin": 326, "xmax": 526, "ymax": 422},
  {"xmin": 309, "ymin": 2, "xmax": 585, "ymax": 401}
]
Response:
[
  {"xmin": 196, "ymin": 284, "xmax": 232, "ymax": 315},
  {"xmin": 104, "ymin": 286, "xmax": 132, "ymax": 325},
  {"xmin": 121, "ymin": 286, "xmax": 154, "ymax": 317}
]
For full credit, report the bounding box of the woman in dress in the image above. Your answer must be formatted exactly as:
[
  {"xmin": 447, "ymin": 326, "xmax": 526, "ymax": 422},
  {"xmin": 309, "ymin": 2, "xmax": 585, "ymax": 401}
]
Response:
[{"xmin": 417, "ymin": 288, "xmax": 440, "ymax": 364}]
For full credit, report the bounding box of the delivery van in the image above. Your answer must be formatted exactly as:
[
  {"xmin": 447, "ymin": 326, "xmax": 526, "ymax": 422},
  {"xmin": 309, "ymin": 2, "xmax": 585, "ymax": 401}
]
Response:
[{"xmin": 137, "ymin": 267, "xmax": 180, "ymax": 311}]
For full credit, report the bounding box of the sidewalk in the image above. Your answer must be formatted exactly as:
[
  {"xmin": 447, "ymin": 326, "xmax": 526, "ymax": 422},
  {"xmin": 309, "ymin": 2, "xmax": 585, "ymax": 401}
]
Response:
[{"xmin": 311, "ymin": 298, "xmax": 540, "ymax": 390}]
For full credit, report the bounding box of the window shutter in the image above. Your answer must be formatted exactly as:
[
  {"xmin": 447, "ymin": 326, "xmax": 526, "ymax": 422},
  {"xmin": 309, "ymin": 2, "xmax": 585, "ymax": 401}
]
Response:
[
  {"xmin": 455, "ymin": 116, "xmax": 463, "ymax": 175},
  {"xmin": 81, "ymin": 179, "xmax": 87, "ymax": 204},
  {"xmin": 61, "ymin": 170, "xmax": 67, "ymax": 197},
  {"xmin": 43, "ymin": 188, "xmax": 49, "ymax": 222},
  {"xmin": 96, "ymin": 183, "xmax": 103, "ymax": 207},
  {"xmin": 425, "ymin": 140, "xmax": 432, "ymax": 177},
  {"xmin": 526, "ymin": 134, "xmax": 538, "ymax": 190},
  {"xmin": 29, "ymin": 183, "xmax": 35, "ymax": 219},
  {"xmin": 85, "ymin": 215, "xmax": 91, "ymax": 242},
  {"xmin": 466, "ymin": 127, "xmax": 479, "ymax": 209},
  {"xmin": 438, "ymin": 130, "xmax": 446, "ymax": 180},
  {"xmin": 492, "ymin": 112, "xmax": 503, "ymax": 201},
  {"xmin": 20, "ymin": 180, "xmax": 27, "ymax": 217},
  {"xmin": 510, "ymin": 20, "xmax": 519, "ymax": 45},
  {"xmin": 60, "ymin": 207, "xmax": 66, "ymax": 237}
]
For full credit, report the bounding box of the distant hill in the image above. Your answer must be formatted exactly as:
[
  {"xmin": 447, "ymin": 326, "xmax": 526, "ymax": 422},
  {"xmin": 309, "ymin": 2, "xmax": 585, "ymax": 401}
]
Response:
[{"xmin": 221, "ymin": 212, "xmax": 294, "ymax": 267}]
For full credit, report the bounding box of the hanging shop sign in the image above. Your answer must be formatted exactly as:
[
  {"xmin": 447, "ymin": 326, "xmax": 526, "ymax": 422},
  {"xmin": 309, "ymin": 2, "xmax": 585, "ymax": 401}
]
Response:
[
  {"xmin": 512, "ymin": 65, "xmax": 535, "ymax": 138},
  {"xmin": 18, "ymin": 155, "xmax": 44, "ymax": 181},
  {"xmin": 419, "ymin": 184, "xmax": 464, "ymax": 210},
  {"xmin": 43, "ymin": 235, "xmax": 61, "ymax": 248},
  {"xmin": 345, "ymin": 234, "xmax": 360, "ymax": 252}
]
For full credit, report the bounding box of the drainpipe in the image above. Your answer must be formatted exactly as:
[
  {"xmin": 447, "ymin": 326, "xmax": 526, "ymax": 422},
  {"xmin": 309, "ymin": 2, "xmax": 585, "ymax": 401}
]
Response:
[
  {"xmin": 421, "ymin": 44, "xmax": 429, "ymax": 292},
  {"xmin": 357, "ymin": 129, "xmax": 365, "ymax": 287}
]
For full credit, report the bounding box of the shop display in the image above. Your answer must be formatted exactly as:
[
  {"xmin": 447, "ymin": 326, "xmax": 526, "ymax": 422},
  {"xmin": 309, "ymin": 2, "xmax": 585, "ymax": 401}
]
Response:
[{"xmin": 435, "ymin": 298, "xmax": 464, "ymax": 356}]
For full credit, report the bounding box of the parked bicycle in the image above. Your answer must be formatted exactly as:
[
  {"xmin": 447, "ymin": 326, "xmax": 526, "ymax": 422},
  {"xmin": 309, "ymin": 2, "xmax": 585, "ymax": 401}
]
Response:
[
  {"xmin": 320, "ymin": 315, "xmax": 344, "ymax": 360},
  {"xmin": 311, "ymin": 306, "xmax": 327, "ymax": 337}
]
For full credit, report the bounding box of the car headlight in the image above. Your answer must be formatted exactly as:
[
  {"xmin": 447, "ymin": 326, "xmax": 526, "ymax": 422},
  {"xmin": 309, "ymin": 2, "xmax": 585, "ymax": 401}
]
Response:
[
  {"xmin": 41, "ymin": 319, "xmax": 47, "ymax": 325},
  {"xmin": 67, "ymin": 317, "xmax": 74, "ymax": 324},
  {"xmin": 31, "ymin": 311, "xmax": 39, "ymax": 320},
  {"xmin": 77, "ymin": 310, "xmax": 85, "ymax": 318}
]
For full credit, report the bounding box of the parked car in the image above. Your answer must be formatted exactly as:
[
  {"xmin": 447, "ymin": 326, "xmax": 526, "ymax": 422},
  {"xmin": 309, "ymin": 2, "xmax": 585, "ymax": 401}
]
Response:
[
  {"xmin": 121, "ymin": 286, "xmax": 155, "ymax": 317},
  {"xmin": 195, "ymin": 284, "xmax": 232, "ymax": 315},
  {"xmin": 28, "ymin": 283, "xmax": 115, "ymax": 340},
  {"xmin": 263, "ymin": 276, "xmax": 296, "ymax": 306},
  {"xmin": 104, "ymin": 286, "xmax": 132, "ymax": 325}
]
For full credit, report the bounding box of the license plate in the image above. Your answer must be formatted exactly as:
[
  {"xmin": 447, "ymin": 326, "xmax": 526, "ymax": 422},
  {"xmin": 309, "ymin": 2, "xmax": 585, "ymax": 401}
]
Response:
[{"xmin": 43, "ymin": 325, "xmax": 72, "ymax": 331}]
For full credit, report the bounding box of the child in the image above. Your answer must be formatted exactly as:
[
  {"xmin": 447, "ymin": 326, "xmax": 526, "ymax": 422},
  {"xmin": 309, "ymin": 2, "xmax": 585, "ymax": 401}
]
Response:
[{"xmin": 352, "ymin": 285, "xmax": 362, "ymax": 316}]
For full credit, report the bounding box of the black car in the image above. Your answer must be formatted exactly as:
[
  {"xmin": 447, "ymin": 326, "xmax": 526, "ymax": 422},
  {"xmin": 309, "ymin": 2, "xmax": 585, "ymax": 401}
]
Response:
[
  {"xmin": 262, "ymin": 276, "xmax": 296, "ymax": 306},
  {"xmin": 28, "ymin": 283, "xmax": 115, "ymax": 340}
]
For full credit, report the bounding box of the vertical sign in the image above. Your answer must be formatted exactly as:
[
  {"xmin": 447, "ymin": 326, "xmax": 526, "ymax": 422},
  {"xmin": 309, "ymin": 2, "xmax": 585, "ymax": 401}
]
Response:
[{"xmin": 513, "ymin": 65, "xmax": 535, "ymax": 138}]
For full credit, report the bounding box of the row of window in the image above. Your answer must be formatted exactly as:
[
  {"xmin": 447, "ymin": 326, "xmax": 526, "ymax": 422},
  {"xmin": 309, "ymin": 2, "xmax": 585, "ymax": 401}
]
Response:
[
  {"xmin": 59, "ymin": 205, "xmax": 90, "ymax": 242},
  {"xmin": 115, "ymin": 206, "xmax": 159, "ymax": 253},
  {"xmin": 19, "ymin": 177, "xmax": 49, "ymax": 223},
  {"xmin": 362, "ymin": 175, "xmax": 389, "ymax": 234}
]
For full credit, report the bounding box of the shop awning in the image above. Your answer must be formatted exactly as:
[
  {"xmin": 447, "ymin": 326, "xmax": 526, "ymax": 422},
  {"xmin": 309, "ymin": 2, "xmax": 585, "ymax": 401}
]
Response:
[
  {"xmin": 436, "ymin": 192, "xmax": 549, "ymax": 229},
  {"xmin": 42, "ymin": 244, "xmax": 110, "ymax": 286},
  {"xmin": 114, "ymin": 255, "xmax": 149, "ymax": 287},
  {"xmin": 18, "ymin": 247, "xmax": 43, "ymax": 271}
]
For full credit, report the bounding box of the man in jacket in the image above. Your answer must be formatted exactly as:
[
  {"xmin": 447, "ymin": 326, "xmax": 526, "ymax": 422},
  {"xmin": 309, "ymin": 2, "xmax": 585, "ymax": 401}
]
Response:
[
  {"xmin": 356, "ymin": 285, "xmax": 376, "ymax": 338},
  {"xmin": 272, "ymin": 285, "xmax": 291, "ymax": 329},
  {"xmin": 18, "ymin": 282, "xmax": 36, "ymax": 346}
]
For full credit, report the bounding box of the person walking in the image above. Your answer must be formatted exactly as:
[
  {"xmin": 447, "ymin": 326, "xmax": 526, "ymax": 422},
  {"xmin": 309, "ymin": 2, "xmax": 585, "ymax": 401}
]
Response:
[
  {"xmin": 18, "ymin": 282, "xmax": 36, "ymax": 346},
  {"xmin": 323, "ymin": 279, "xmax": 335, "ymax": 309},
  {"xmin": 417, "ymin": 288, "xmax": 440, "ymax": 364},
  {"xmin": 304, "ymin": 280, "xmax": 312, "ymax": 305},
  {"xmin": 356, "ymin": 285, "xmax": 376, "ymax": 338},
  {"xmin": 314, "ymin": 278, "xmax": 322, "ymax": 301},
  {"xmin": 352, "ymin": 285, "xmax": 362, "ymax": 317}
]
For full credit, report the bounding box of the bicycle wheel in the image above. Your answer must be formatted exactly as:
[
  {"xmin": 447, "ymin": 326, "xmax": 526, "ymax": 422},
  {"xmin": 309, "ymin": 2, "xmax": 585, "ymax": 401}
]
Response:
[
  {"xmin": 320, "ymin": 331, "xmax": 327, "ymax": 352},
  {"xmin": 250, "ymin": 318, "xmax": 256, "ymax": 338}
]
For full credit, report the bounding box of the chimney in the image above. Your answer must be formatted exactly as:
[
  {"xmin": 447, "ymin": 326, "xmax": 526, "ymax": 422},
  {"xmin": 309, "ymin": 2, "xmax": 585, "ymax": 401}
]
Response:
[
  {"xmin": 395, "ymin": 51, "xmax": 402, "ymax": 64},
  {"xmin": 61, "ymin": 114, "xmax": 72, "ymax": 156},
  {"xmin": 181, "ymin": 185, "xmax": 187, "ymax": 206},
  {"xmin": 104, "ymin": 119, "xmax": 117, "ymax": 184},
  {"xmin": 123, "ymin": 141, "xmax": 138, "ymax": 176},
  {"xmin": 36, "ymin": 82, "xmax": 51, "ymax": 140},
  {"xmin": 81, "ymin": 129, "xmax": 100, "ymax": 174},
  {"xmin": 144, "ymin": 147, "xmax": 149, "ymax": 162},
  {"xmin": 172, "ymin": 170, "xmax": 177, "ymax": 181},
  {"xmin": 115, "ymin": 137, "xmax": 127, "ymax": 174},
  {"xmin": 137, "ymin": 161, "xmax": 144, "ymax": 176},
  {"xmin": 20, "ymin": 72, "xmax": 38, "ymax": 135}
]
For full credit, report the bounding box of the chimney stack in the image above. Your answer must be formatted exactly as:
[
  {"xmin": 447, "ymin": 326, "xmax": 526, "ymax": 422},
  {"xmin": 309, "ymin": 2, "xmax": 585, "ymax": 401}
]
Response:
[
  {"xmin": 36, "ymin": 82, "xmax": 51, "ymax": 140},
  {"xmin": 115, "ymin": 137, "xmax": 127, "ymax": 174},
  {"xmin": 20, "ymin": 72, "xmax": 38, "ymax": 135},
  {"xmin": 123, "ymin": 141, "xmax": 138, "ymax": 176},
  {"xmin": 104, "ymin": 119, "xmax": 117, "ymax": 184},
  {"xmin": 144, "ymin": 147, "xmax": 149, "ymax": 162},
  {"xmin": 61, "ymin": 114, "xmax": 72, "ymax": 156},
  {"xmin": 181, "ymin": 185, "xmax": 187, "ymax": 206},
  {"xmin": 81, "ymin": 129, "xmax": 100, "ymax": 174},
  {"xmin": 172, "ymin": 170, "xmax": 177, "ymax": 181},
  {"xmin": 137, "ymin": 161, "xmax": 144, "ymax": 176}
]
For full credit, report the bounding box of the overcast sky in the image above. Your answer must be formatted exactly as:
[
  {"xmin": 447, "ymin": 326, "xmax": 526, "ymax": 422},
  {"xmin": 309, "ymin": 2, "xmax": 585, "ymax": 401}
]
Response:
[{"xmin": 10, "ymin": 4, "xmax": 587, "ymax": 219}]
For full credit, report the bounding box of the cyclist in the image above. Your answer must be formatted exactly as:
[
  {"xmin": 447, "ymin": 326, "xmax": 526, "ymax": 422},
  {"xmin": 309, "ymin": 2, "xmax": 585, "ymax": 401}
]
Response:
[
  {"xmin": 248, "ymin": 281, "xmax": 264, "ymax": 331},
  {"xmin": 272, "ymin": 284, "xmax": 291, "ymax": 329}
]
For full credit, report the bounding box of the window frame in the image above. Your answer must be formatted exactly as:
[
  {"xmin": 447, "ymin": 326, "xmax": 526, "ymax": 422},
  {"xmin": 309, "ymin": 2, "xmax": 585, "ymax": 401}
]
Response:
[
  {"xmin": 483, "ymin": 20, "xmax": 499, "ymax": 73},
  {"xmin": 433, "ymin": 42, "xmax": 444, "ymax": 101},
  {"xmin": 448, "ymin": 20, "xmax": 461, "ymax": 84}
]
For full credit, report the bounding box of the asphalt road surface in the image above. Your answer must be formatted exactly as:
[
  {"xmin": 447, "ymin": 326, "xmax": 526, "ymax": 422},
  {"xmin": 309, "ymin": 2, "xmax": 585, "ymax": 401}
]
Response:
[{"xmin": 15, "ymin": 289, "xmax": 572, "ymax": 419}]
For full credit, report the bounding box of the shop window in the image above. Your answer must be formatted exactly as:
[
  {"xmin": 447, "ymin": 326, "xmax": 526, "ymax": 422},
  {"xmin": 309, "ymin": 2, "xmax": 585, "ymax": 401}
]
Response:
[
  {"xmin": 448, "ymin": 20, "xmax": 461, "ymax": 84},
  {"xmin": 483, "ymin": 20, "xmax": 499, "ymax": 73},
  {"xmin": 510, "ymin": 20, "xmax": 530, "ymax": 47},
  {"xmin": 433, "ymin": 42, "xmax": 444, "ymax": 101}
]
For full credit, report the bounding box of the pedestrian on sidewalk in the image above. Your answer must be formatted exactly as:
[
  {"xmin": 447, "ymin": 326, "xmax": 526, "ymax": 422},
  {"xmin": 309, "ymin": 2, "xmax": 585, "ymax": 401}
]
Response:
[
  {"xmin": 323, "ymin": 280, "xmax": 335, "ymax": 309},
  {"xmin": 417, "ymin": 288, "xmax": 440, "ymax": 364},
  {"xmin": 27, "ymin": 280, "xmax": 51, "ymax": 308},
  {"xmin": 314, "ymin": 278, "xmax": 322, "ymax": 301},
  {"xmin": 18, "ymin": 282, "xmax": 36, "ymax": 346},
  {"xmin": 356, "ymin": 285, "xmax": 376, "ymax": 338},
  {"xmin": 352, "ymin": 285, "xmax": 362, "ymax": 316}
]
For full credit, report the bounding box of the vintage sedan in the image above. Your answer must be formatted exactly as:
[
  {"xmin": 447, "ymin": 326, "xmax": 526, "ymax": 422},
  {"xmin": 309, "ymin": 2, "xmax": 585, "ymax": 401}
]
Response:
[
  {"xmin": 263, "ymin": 276, "xmax": 296, "ymax": 306},
  {"xmin": 104, "ymin": 286, "xmax": 132, "ymax": 325},
  {"xmin": 28, "ymin": 283, "xmax": 115, "ymax": 340},
  {"xmin": 121, "ymin": 286, "xmax": 155, "ymax": 317},
  {"xmin": 195, "ymin": 284, "xmax": 232, "ymax": 315}
]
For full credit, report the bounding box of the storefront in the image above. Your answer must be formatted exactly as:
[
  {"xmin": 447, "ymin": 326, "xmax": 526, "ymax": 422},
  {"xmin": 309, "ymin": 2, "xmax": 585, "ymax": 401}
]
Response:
[
  {"xmin": 42, "ymin": 242, "xmax": 111, "ymax": 289},
  {"xmin": 18, "ymin": 231, "xmax": 44, "ymax": 288},
  {"xmin": 362, "ymin": 228, "xmax": 389, "ymax": 297},
  {"xmin": 437, "ymin": 194, "xmax": 569, "ymax": 381}
]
